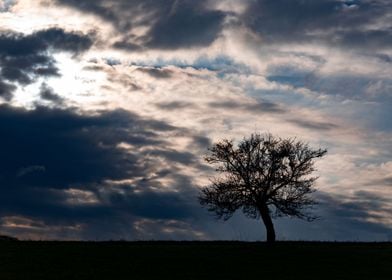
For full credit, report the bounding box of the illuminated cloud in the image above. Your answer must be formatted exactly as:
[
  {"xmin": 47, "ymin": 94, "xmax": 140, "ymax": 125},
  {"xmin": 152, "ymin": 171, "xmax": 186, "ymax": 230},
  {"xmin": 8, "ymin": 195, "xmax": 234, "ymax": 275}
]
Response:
[{"xmin": 0, "ymin": 27, "xmax": 93, "ymax": 100}]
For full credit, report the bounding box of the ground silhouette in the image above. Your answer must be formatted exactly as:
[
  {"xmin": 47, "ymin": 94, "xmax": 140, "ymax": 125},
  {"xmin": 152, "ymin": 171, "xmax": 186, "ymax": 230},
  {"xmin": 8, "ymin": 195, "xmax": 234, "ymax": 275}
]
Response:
[{"xmin": 0, "ymin": 241, "xmax": 391, "ymax": 280}]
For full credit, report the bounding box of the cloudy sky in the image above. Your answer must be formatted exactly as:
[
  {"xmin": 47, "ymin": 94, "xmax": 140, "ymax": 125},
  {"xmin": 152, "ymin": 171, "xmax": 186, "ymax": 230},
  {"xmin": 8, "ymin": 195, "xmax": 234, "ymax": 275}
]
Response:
[{"xmin": 0, "ymin": 0, "xmax": 391, "ymax": 241}]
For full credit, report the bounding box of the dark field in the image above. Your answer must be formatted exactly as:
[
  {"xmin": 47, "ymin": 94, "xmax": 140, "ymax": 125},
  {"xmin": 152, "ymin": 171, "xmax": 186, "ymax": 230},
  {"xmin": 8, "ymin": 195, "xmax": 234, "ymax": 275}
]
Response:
[{"xmin": 0, "ymin": 241, "xmax": 391, "ymax": 280}]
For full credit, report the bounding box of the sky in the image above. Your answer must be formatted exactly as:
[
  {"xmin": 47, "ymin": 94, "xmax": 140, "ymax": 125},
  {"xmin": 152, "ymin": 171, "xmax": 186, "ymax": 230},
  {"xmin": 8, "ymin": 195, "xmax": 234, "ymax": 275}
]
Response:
[{"xmin": 0, "ymin": 0, "xmax": 391, "ymax": 241}]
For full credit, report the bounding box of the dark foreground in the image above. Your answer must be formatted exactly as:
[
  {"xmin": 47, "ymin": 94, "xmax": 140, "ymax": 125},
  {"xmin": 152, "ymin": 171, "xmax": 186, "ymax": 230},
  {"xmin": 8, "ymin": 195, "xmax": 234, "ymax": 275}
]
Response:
[{"xmin": 0, "ymin": 241, "xmax": 391, "ymax": 280}]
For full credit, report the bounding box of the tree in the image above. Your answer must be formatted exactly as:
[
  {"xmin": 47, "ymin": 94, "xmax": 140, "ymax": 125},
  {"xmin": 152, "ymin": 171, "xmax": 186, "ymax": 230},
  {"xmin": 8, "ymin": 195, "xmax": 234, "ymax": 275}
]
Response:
[{"xmin": 199, "ymin": 133, "xmax": 327, "ymax": 243}]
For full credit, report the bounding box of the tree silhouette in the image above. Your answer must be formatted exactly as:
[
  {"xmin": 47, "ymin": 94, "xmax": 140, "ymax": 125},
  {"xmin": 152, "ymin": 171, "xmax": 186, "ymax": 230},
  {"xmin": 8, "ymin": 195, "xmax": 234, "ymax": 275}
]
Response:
[{"xmin": 199, "ymin": 133, "xmax": 327, "ymax": 242}]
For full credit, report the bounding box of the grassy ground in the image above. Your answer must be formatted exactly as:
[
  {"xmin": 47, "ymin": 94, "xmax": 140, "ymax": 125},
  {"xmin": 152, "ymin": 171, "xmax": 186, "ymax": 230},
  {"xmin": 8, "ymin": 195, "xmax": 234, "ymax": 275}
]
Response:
[{"xmin": 0, "ymin": 241, "xmax": 391, "ymax": 280}]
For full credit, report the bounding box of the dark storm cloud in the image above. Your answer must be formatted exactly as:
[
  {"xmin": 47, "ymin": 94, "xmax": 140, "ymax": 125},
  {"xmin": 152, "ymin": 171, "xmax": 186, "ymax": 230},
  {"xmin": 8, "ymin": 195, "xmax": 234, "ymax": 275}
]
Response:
[
  {"xmin": 0, "ymin": 105, "xmax": 157, "ymax": 189},
  {"xmin": 0, "ymin": 104, "xmax": 206, "ymax": 239},
  {"xmin": 55, "ymin": 0, "xmax": 226, "ymax": 49},
  {"xmin": 243, "ymin": 0, "xmax": 392, "ymax": 50},
  {"xmin": 0, "ymin": 28, "xmax": 93, "ymax": 100}
]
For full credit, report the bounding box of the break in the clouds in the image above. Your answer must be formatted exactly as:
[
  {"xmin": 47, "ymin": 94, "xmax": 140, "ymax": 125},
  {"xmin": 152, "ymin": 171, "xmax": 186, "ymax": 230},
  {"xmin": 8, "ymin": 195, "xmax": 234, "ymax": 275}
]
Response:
[
  {"xmin": 0, "ymin": 0, "xmax": 391, "ymax": 241},
  {"xmin": 0, "ymin": 27, "xmax": 93, "ymax": 100}
]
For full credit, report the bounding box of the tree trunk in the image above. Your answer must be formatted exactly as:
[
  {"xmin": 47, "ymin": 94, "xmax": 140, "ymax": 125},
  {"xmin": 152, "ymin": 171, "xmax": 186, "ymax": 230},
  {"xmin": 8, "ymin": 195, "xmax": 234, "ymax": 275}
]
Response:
[{"xmin": 259, "ymin": 204, "xmax": 276, "ymax": 243}]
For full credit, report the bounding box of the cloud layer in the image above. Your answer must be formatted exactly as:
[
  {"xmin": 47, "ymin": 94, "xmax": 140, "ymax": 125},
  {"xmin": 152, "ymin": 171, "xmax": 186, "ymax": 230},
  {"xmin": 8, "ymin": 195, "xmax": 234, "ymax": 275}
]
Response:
[{"xmin": 0, "ymin": 0, "xmax": 391, "ymax": 241}]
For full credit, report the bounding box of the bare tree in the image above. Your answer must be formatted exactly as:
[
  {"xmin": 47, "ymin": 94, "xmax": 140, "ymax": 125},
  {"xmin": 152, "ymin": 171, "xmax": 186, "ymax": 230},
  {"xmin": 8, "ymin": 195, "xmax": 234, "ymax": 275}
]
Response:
[{"xmin": 199, "ymin": 133, "xmax": 327, "ymax": 243}]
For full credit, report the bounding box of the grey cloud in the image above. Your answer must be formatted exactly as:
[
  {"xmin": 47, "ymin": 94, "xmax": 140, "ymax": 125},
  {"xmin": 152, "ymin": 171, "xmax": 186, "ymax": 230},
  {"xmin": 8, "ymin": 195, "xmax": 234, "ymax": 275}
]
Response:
[
  {"xmin": 382, "ymin": 177, "xmax": 392, "ymax": 186},
  {"xmin": 39, "ymin": 83, "xmax": 65, "ymax": 105},
  {"xmin": 365, "ymin": 176, "xmax": 392, "ymax": 187},
  {"xmin": 267, "ymin": 63, "xmax": 392, "ymax": 105},
  {"xmin": 0, "ymin": 54, "xmax": 58, "ymax": 85},
  {"xmin": 155, "ymin": 101, "xmax": 195, "ymax": 111},
  {"xmin": 0, "ymin": 28, "xmax": 93, "ymax": 57},
  {"xmin": 104, "ymin": 58, "xmax": 122, "ymax": 67},
  {"xmin": 105, "ymin": 184, "xmax": 198, "ymax": 220},
  {"xmin": 145, "ymin": 149, "xmax": 197, "ymax": 165},
  {"xmin": 0, "ymin": 80, "xmax": 16, "ymax": 101},
  {"xmin": 335, "ymin": 29, "xmax": 392, "ymax": 50},
  {"xmin": 208, "ymin": 100, "xmax": 285, "ymax": 114},
  {"xmin": 34, "ymin": 28, "xmax": 94, "ymax": 54},
  {"xmin": 56, "ymin": 0, "xmax": 226, "ymax": 50},
  {"xmin": 189, "ymin": 135, "xmax": 212, "ymax": 152},
  {"xmin": 112, "ymin": 40, "xmax": 142, "ymax": 51},
  {"xmin": 101, "ymin": 70, "xmax": 143, "ymax": 92},
  {"xmin": 54, "ymin": 0, "xmax": 120, "ymax": 27},
  {"xmin": 314, "ymin": 191, "xmax": 392, "ymax": 240},
  {"xmin": 375, "ymin": 54, "xmax": 392, "ymax": 63},
  {"xmin": 54, "ymin": 0, "xmax": 391, "ymax": 52},
  {"xmin": 242, "ymin": 0, "xmax": 392, "ymax": 50},
  {"xmin": 145, "ymin": 1, "xmax": 224, "ymax": 49},
  {"xmin": 136, "ymin": 67, "xmax": 174, "ymax": 79},
  {"xmin": 288, "ymin": 119, "xmax": 338, "ymax": 131},
  {"xmin": 266, "ymin": 191, "xmax": 392, "ymax": 241},
  {"xmin": 0, "ymin": 0, "xmax": 16, "ymax": 12}
]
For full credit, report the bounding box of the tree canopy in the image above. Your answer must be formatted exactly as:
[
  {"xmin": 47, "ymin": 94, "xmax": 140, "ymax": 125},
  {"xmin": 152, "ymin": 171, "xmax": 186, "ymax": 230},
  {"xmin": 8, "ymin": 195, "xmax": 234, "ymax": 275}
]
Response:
[{"xmin": 199, "ymin": 133, "xmax": 327, "ymax": 242}]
